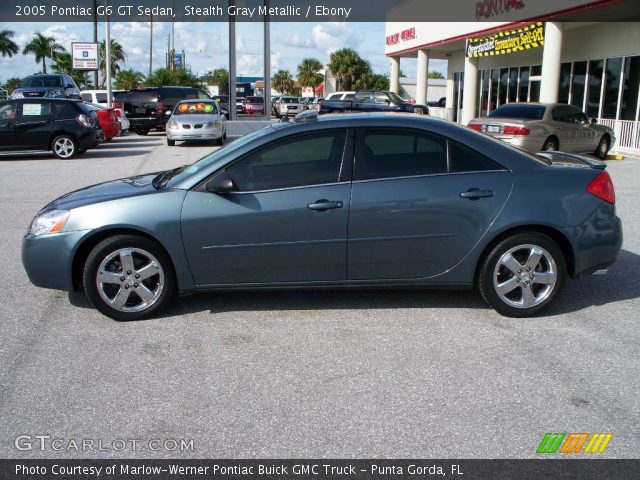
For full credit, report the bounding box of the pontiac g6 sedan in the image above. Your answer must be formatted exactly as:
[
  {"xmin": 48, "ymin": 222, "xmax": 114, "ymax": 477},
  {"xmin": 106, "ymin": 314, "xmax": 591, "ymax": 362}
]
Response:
[{"xmin": 22, "ymin": 113, "xmax": 622, "ymax": 320}]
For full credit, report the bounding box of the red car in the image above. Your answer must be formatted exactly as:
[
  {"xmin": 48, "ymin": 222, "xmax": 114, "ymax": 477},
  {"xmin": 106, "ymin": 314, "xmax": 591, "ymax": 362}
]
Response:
[
  {"xmin": 243, "ymin": 96, "xmax": 265, "ymax": 115},
  {"xmin": 85, "ymin": 103, "xmax": 121, "ymax": 141}
]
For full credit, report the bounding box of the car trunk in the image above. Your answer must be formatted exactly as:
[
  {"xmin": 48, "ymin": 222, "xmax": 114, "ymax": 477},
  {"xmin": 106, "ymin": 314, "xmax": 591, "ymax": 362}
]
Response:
[{"xmin": 476, "ymin": 117, "xmax": 534, "ymax": 140}]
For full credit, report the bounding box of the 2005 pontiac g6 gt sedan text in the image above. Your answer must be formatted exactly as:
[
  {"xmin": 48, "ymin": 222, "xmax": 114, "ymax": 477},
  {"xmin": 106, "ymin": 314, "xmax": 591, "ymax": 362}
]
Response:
[{"xmin": 22, "ymin": 112, "xmax": 622, "ymax": 320}]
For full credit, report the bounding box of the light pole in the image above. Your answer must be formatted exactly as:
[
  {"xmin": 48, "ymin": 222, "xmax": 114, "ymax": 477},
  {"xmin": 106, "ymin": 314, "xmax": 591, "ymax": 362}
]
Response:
[
  {"xmin": 229, "ymin": 0, "xmax": 236, "ymax": 121},
  {"xmin": 263, "ymin": 0, "xmax": 271, "ymax": 118},
  {"xmin": 104, "ymin": 0, "xmax": 112, "ymax": 107}
]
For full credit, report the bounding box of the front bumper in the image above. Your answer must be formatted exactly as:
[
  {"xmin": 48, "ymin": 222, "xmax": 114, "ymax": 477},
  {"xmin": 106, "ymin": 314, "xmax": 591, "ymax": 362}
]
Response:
[{"xmin": 166, "ymin": 125, "xmax": 223, "ymax": 141}]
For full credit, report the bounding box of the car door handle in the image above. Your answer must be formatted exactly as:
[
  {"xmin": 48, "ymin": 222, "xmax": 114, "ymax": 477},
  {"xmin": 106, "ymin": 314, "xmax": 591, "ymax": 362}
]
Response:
[
  {"xmin": 460, "ymin": 189, "xmax": 494, "ymax": 199},
  {"xmin": 307, "ymin": 199, "xmax": 344, "ymax": 211}
]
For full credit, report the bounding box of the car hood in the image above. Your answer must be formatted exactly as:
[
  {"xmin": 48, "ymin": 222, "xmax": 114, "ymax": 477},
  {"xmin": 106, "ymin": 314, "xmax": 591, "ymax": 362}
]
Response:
[{"xmin": 41, "ymin": 172, "xmax": 164, "ymax": 212}]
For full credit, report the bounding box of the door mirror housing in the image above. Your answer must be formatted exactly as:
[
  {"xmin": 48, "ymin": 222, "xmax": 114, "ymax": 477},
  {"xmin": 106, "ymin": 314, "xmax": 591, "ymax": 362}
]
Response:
[{"xmin": 205, "ymin": 171, "xmax": 235, "ymax": 194}]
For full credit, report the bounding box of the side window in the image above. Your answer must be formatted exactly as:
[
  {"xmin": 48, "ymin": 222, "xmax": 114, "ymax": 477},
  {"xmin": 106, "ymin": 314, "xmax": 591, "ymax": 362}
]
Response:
[
  {"xmin": 552, "ymin": 106, "xmax": 571, "ymax": 122},
  {"xmin": 198, "ymin": 90, "xmax": 210, "ymax": 99},
  {"xmin": 355, "ymin": 92, "xmax": 369, "ymax": 103},
  {"xmin": 356, "ymin": 130, "xmax": 447, "ymax": 181},
  {"xmin": 225, "ymin": 131, "xmax": 347, "ymax": 191},
  {"xmin": 95, "ymin": 93, "xmax": 108, "ymax": 104},
  {"xmin": 0, "ymin": 102, "xmax": 17, "ymax": 122},
  {"xmin": 343, "ymin": 93, "xmax": 355, "ymax": 101},
  {"xmin": 449, "ymin": 141, "xmax": 504, "ymax": 173},
  {"xmin": 371, "ymin": 93, "xmax": 389, "ymax": 104},
  {"xmin": 80, "ymin": 93, "xmax": 93, "ymax": 102},
  {"xmin": 64, "ymin": 76, "xmax": 76, "ymax": 88},
  {"xmin": 570, "ymin": 107, "xmax": 588, "ymax": 124}
]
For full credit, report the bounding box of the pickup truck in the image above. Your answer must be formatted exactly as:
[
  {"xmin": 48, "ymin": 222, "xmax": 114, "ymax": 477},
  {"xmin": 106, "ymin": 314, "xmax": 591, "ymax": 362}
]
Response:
[{"xmin": 318, "ymin": 90, "xmax": 428, "ymax": 115}]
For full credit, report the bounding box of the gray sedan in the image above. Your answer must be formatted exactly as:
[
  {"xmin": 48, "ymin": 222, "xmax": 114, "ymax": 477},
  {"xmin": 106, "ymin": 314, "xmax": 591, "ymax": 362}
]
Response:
[
  {"xmin": 468, "ymin": 103, "xmax": 615, "ymax": 159},
  {"xmin": 22, "ymin": 112, "xmax": 622, "ymax": 320},
  {"xmin": 166, "ymin": 99, "xmax": 226, "ymax": 146}
]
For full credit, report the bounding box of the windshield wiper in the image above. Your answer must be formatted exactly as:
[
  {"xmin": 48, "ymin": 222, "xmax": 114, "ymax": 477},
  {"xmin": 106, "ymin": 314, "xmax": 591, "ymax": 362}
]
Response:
[{"xmin": 152, "ymin": 165, "xmax": 186, "ymax": 189}]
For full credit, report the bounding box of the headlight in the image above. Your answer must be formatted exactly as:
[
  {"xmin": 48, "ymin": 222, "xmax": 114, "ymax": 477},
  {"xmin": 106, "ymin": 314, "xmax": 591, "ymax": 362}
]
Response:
[
  {"xmin": 11, "ymin": 91, "xmax": 24, "ymax": 99},
  {"xmin": 45, "ymin": 89, "xmax": 64, "ymax": 97},
  {"xmin": 166, "ymin": 121, "xmax": 178, "ymax": 129},
  {"xmin": 205, "ymin": 121, "xmax": 220, "ymax": 128},
  {"xmin": 29, "ymin": 209, "xmax": 70, "ymax": 236}
]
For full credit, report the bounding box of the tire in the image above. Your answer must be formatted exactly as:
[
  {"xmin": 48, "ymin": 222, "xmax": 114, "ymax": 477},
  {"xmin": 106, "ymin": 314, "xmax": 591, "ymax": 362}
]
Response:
[
  {"xmin": 478, "ymin": 232, "xmax": 567, "ymax": 318},
  {"xmin": 77, "ymin": 147, "xmax": 88, "ymax": 155},
  {"xmin": 83, "ymin": 234, "xmax": 176, "ymax": 321},
  {"xmin": 167, "ymin": 139, "xmax": 175, "ymax": 146},
  {"xmin": 595, "ymin": 135, "xmax": 610, "ymax": 160},
  {"xmin": 136, "ymin": 128, "xmax": 149, "ymax": 136},
  {"xmin": 216, "ymin": 135, "xmax": 224, "ymax": 146},
  {"xmin": 51, "ymin": 135, "xmax": 78, "ymax": 159},
  {"xmin": 223, "ymin": 129, "xmax": 227, "ymax": 140},
  {"xmin": 542, "ymin": 137, "xmax": 559, "ymax": 152}
]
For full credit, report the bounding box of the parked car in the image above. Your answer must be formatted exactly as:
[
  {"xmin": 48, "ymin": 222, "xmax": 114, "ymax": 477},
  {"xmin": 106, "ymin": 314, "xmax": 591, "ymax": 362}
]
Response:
[
  {"xmin": 166, "ymin": 99, "xmax": 226, "ymax": 146},
  {"xmin": 211, "ymin": 95, "xmax": 230, "ymax": 117},
  {"xmin": 243, "ymin": 96, "xmax": 264, "ymax": 115},
  {"xmin": 0, "ymin": 98, "xmax": 100, "ymax": 159},
  {"xmin": 80, "ymin": 90, "xmax": 130, "ymax": 133},
  {"xmin": 428, "ymin": 97, "xmax": 447, "ymax": 108},
  {"xmin": 468, "ymin": 103, "xmax": 615, "ymax": 159},
  {"xmin": 84, "ymin": 103, "xmax": 121, "ymax": 141},
  {"xmin": 318, "ymin": 90, "xmax": 429, "ymax": 115},
  {"xmin": 236, "ymin": 97, "xmax": 245, "ymax": 114},
  {"xmin": 276, "ymin": 96, "xmax": 304, "ymax": 117},
  {"xmin": 323, "ymin": 91, "xmax": 355, "ymax": 101},
  {"xmin": 122, "ymin": 86, "xmax": 211, "ymax": 135},
  {"xmin": 11, "ymin": 74, "xmax": 81, "ymax": 100},
  {"xmin": 22, "ymin": 112, "xmax": 622, "ymax": 320}
]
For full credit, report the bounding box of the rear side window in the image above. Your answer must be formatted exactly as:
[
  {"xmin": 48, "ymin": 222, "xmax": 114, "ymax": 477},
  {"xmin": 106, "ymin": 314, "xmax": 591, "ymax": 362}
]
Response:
[
  {"xmin": 21, "ymin": 102, "xmax": 73, "ymax": 118},
  {"xmin": 356, "ymin": 130, "xmax": 447, "ymax": 180},
  {"xmin": 95, "ymin": 93, "xmax": 108, "ymax": 103},
  {"xmin": 449, "ymin": 141, "xmax": 504, "ymax": 172},
  {"xmin": 80, "ymin": 93, "xmax": 93, "ymax": 102}
]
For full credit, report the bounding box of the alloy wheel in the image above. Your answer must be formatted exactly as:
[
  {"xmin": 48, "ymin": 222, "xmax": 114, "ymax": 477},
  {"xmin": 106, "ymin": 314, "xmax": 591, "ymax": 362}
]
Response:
[{"xmin": 53, "ymin": 137, "xmax": 75, "ymax": 158}]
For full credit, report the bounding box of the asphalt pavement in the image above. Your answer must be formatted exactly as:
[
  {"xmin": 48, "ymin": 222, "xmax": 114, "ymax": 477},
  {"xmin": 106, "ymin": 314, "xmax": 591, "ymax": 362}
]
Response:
[{"xmin": 0, "ymin": 133, "xmax": 638, "ymax": 459}]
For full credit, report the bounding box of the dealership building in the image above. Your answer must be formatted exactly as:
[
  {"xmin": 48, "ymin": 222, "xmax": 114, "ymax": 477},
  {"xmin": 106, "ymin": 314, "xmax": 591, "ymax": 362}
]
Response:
[{"xmin": 385, "ymin": 0, "xmax": 640, "ymax": 153}]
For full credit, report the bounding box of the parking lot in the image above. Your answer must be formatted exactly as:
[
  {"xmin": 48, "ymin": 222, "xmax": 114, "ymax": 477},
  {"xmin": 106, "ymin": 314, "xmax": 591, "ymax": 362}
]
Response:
[{"xmin": 0, "ymin": 133, "xmax": 638, "ymax": 459}]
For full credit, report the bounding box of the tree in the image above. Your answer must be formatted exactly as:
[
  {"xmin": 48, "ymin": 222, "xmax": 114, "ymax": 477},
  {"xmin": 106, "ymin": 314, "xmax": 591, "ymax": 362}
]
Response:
[
  {"xmin": 272, "ymin": 69, "xmax": 294, "ymax": 96},
  {"xmin": 99, "ymin": 40, "xmax": 126, "ymax": 87},
  {"xmin": 52, "ymin": 52, "xmax": 91, "ymax": 88},
  {"xmin": 22, "ymin": 33, "xmax": 64, "ymax": 74},
  {"xmin": 328, "ymin": 48, "xmax": 372, "ymax": 91},
  {"xmin": 3, "ymin": 77, "xmax": 21, "ymax": 94},
  {"xmin": 296, "ymin": 58, "xmax": 324, "ymax": 96},
  {"xmin": 428, "ymin": 71, "xmax": 445, "ymax": 79},
  {"xmin": 201, "ymin": 68, "xmax": 229, "ymax": 94},
  {"xmin": 146, "ymin": 67, "xmax": 202, "ymax": 88},
  {"xmin": 115, "ymin": 69, "xmax": 145, "ymax": 90},
  {"xmin": 0, "ymin": 30, "xmax": 19, "ymax": 59}
]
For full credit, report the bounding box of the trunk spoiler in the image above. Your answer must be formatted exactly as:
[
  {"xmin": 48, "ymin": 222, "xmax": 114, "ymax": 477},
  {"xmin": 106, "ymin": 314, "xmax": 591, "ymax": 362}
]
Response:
[{"xmin": 538, "ymin": 151, "xmax": 606, "ymax": 170}]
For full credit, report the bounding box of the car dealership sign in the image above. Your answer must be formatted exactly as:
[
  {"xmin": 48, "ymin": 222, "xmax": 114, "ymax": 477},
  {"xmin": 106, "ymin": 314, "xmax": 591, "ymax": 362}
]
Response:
[
  {"xmin": 466, "ymin": 22, "xmax": 544, "ymax": 57},
  {"xmin": 71, "ymin": 42, "xmax": 99, "ymax": 71}
]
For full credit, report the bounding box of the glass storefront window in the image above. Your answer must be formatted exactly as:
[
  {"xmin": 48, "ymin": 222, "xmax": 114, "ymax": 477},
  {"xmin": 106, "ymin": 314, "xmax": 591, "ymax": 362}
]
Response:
[
  {"xmin": 519, "ymin": 67, "xmax": 530, "ymax": 102},
  {"xmin": 499, "ymin": 68, "xmax": 508, "ymax": 107},
  {"xmin": 529, "ymin": 65, "xmax": 542, "ymax": 102},
  {"xmin": 602, "ymin": 57, "xmax": 622, "ymax": 119},
  {"xmin": 587, "ymin": 59, "xmax": 604, "ymax": 118},
  {"xmin": 571, "ymin": 61, "xmax": 587, "ymax": 110},
  {"xmin": 481, "ymin": 70, "xmax": 489, "ymax": 115},
  {"xmin": 558, "ymin": 63, "xmax": 572, "ymax": 104},
  {"xmin": 621, "ymin": 56, "xmax": 640, "ymax": 121},
  {"xmin": 490, "ymin": 69, "xmax": 499, "ymax": 112},
  {"xmin": 508, "ymin": 68, "xmax": 518, "ymax": 103}
]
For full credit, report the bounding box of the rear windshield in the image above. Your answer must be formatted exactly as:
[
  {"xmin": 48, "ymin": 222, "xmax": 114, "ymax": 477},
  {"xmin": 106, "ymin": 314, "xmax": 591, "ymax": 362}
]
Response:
[
  {"xmin": 488, "ymin": 104, "xmax": 546, "ymax": 120},
  {"xmin": 280, "ymin": 97, "xmax": 298, "ymax": 103},
  {"xmin": 246, "ymin": 97, "xmax": 263, "ymax": 103},
  {"xmin": 125, "ymin": 89, "xmax": 158, "ymax": 102},
  {"xmin": 19, "ymin": 76, "xmax": 63, "ymax": 88},
  {"xmin": 173, "ymin": 102, "xmax": 218, "ymax": 115},
  {"xmin": 160, "ymin": 87, "xmax": 197, "ymax": 102}
]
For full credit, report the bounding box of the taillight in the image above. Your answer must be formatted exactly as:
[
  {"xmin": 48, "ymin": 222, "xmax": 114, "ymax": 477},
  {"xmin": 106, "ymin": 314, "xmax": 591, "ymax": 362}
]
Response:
[
  {"xmin": 75, "ymin": 113, "xmax": 92, "ymax": 128},
  {"xmin": 113, "ymin": 101, "xmax": 124, "ymax": 109},
  {"xmin": 114, "ymin": 109, "xmax": 122, "ymax": 118},
  {"xmin": 503, "ymin": 125, "xmax": 530, "ymax": 135},
  {"xmin": 156, "ymin": 102, "xmax": 164, "ymax": 115},
  {"xmin": 468, "ymin": 122, "xmax": 482, "ymax": 131},
  {"xmin": 587, "ymin": 171, "xmax": 615, "ymax": 205}
]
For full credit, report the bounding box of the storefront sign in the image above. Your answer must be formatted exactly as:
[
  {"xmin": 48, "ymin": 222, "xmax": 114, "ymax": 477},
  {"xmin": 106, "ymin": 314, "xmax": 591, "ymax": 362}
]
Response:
[
  {"xmin": 386, "ymin": 27, "xmax": 416, "ymax": 46},
  {"xmin": 475, "ymin": 0, "xmax": 526, "ymax": 20},
  {"xmin": 71, "ymin": 42, "xmax": 99, "ymax": 71},
  {"xmin": 465, "ymin": 22, "xmax": 544, "ymax": 57}
]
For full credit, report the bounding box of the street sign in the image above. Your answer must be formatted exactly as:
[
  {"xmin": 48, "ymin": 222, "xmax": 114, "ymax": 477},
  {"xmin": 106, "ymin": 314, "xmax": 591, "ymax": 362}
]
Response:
[{"xmin": 71, "ymin": 42, "xmax": 100, "ymax": 71}]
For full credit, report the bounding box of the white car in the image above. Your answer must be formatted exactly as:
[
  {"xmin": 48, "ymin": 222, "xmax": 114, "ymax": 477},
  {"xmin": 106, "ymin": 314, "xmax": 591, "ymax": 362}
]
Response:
[
  {"xmin": 166, "ymin": 99, "xmax": 227, "ymax": 146},
  {"xmin": 277, "ymin": 97, "xmax": 304, "ymax": 117},
  {"xmin": 80, "ymin": 90, "xmax": 130, "ymax": 133}
]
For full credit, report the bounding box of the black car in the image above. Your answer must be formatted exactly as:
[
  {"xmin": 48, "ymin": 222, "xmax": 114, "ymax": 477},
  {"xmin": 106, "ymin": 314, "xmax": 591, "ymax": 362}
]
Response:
[
  {"xmin": 211, "ymin": 95, "xmax": 230, "ymax": 117},
  {"xmin": 11, "ymin": 74, "xmax": 81, "ymax": 100},
  {"xmin": 0, "ymin": 99, "xmax": 100, "ymax": 159},
  {"xmin": 122, "ymin": 86, "xmax": 211, "ymax": 135},
  {"xmin": 319, "ymin": 90, "xmax": 428, "ymax": 115}
]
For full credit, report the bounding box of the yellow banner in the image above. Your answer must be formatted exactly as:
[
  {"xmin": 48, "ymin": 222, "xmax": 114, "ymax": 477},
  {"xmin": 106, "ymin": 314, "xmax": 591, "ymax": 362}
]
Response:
[{"xmin": 466, "ymin": 22, "xmax": 545, "ymax": 58}]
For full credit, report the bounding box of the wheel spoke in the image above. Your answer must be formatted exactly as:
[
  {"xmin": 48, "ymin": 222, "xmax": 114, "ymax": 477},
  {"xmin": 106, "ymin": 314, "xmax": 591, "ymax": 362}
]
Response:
[
  {"xmin": 496, "ymin": 277, "xmax": 520, "ymax": 295},
  {"xmin": 533, "ymin": 271, "xmax": 555, "ymax": 285},
  {"xmin": 136, "ymin": 262, "xmax": 160, "ymax": 280},
  {"xmin": 97, "ymin": 270, "xmax": 122, "ymax": 285},
  {"xmin": 525, "ymin": 247, "xmax": 543, "ymax": 271},
  {"xmin": 119, "ymin": 249, "xmax": 135, "ymax": 273},
  {"xmin": 521, "ymin": 284, "xmax": 535, "ymax": 307},
  {"xmin": 136, "ymin": 284, "xmax": 156, "ymax": 304},
  {"xmin": 110, "ymin": 287, "xmax": 131, "ymax": 308},
  {"xmin": 500, "ymin": 253, "xmax": 523, "ymax": 275}
]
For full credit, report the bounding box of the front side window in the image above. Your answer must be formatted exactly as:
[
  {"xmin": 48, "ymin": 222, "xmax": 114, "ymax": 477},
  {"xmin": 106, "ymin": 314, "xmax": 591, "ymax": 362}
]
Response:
[
  {"xmin": 356, "ymin": 130, "xmax": 447, "ymax": 181},
  {"xmin": 355, "ymin": 92, "xmax": 370, "ymax": 103},
  {"xmin": 225, "ymin": 131, "xmax": 347, "ymax": 192},
  {"xmin": 0, "ymin": 102, "xmax": 17, "ymax": 122}
]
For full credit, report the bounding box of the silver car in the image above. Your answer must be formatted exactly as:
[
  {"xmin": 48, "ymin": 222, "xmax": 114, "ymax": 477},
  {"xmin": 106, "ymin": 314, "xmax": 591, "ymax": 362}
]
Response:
[
  {"xmin": 468, "ymin": 103, "xmax": 615, "ymax": 159},
  {"xmin": 166, "ymin": 100, "xmax": 227, "ymax": 146},
  {"xmin": 277, "ymin": 96, "xmax": 304, "ymax": 117}
]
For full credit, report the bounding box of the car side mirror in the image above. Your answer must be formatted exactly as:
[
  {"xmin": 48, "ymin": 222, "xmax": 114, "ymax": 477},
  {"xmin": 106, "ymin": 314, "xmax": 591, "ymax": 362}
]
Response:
[{"xmin": 205, "ymin": 172, "xmax": 235, "ymax": 194}]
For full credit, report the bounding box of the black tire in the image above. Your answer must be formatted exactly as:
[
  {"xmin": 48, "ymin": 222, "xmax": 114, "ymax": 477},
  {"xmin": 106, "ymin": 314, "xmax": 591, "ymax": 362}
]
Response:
[
  {"xmin": 51, "ymin": 135, "xmax": 78, "ymax": 159},
  {"xmin": 77, "ymin": 147, "xmax": 88, "ymax": 155},
  {"xmin": 167, "ymin": 139, "xmax": 175, "ymax": 146},
  {"xmin": 136, "ymin": 128, "xmax": 149, "ymax": 136},
  {"xmin": 223, "ymin": 129, "xmax": 227, "ymax": 140},
  {"xmin": 594, "ymin": 135, "xmax": 610, "ymax": 160},
  {"xmin": 478, "ymin": 232, "xmax": 567, "ymax": 318},
  {"xmin": 542, "ymin": 137, "xmax": 559, "ymax": 152},
  {"xmin": 83, "ymin": 234, "xmax": 176, "ymax": 321},
  {"xmin": 216, "ymin": 135, "xmax": 224, "ymax": 146}
]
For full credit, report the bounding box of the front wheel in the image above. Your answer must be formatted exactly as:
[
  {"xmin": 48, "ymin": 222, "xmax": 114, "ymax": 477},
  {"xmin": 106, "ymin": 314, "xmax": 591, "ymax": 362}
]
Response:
[
  {"xmin": 51, "ymin": 135, "xmax": 78, "ymax": 159},
  {"xmin": 83, "ymin": 235, "xmax": 176, "ymax": 320},
  {"xmin": 478, "ymin": 232, "xmax": 567, "ymax": 317},
  {"xmin": 595, "ymin": 136, "xmax": 610, "ymax": 160}
]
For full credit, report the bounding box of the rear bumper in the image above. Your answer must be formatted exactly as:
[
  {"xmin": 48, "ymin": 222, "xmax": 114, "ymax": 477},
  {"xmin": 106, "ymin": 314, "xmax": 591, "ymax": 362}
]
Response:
[
  {"xmin": 491, "ymin": 135, "xmax": 545, "ymax": 153},
  {"xmin": 128, "ymin": 117, "xmax": 166, "ymax": 128}
]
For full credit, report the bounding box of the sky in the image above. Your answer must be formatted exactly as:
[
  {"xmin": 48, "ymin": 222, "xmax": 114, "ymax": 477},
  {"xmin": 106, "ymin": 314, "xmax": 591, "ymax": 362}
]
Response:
[{"xmin": 0, "ymin": 21, "xmax": 447, "ymax": 83}]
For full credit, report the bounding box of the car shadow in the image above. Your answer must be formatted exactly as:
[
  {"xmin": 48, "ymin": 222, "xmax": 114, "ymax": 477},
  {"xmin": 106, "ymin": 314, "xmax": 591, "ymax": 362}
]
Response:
[{"xmin": 68, "ymin": 249, "xmax": 640, "ymax": 321}]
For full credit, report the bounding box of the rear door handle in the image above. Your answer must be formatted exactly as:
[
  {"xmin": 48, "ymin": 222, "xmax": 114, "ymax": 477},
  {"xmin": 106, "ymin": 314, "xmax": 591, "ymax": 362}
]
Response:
[
  {"xmin": 307, "ymin": 199, "xmax": 344, "ymax": 211},
  {"xmin": 460, "ymin": 189, "xmax": 494, "ymax": 199}
]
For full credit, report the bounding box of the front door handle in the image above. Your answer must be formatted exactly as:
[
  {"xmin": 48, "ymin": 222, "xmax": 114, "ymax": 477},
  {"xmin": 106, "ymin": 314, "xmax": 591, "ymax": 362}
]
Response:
[
  {"xmin": 307, "ymin": 199, "xmax": 344, "ymax": 211},
  {"xmin": 460, "ymin": 189, "xmax": 494, "ymax": 199}
]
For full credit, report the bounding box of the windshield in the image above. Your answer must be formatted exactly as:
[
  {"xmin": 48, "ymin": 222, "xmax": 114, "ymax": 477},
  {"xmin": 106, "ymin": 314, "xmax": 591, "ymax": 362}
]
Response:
[
  {"xmin": 20, "ymin": 76, "xmax": 63, "ymax": 88},
  {"xmin": 246, "ymin": 97, "xmax": 263, "ymax": 103},
  {"xmin": 281, "ymin": 97, "xmax": 298, "ymax": 103},
  {"xmin": 164, "ymin": 126, "xmax": 277, "ymax": 187},
  {"xmin": 173, "ymin": 102, "xmax": 218, "ymax": 115},
  {"xmin": 488, "ymin": 104, "xmax": 546, "ymax": 120}
]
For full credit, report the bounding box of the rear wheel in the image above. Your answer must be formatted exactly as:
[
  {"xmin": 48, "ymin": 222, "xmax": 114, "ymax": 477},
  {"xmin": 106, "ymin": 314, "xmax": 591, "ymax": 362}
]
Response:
[
  {"xmin": 83, "ymin": 235, "xmax": 176, "ymax": 321},
  {"xmin": 51, "ymin": 135, "xmax": 78, "ymax": 159},
  {"xmin": 216, "ymin": 135, "xmax": 224, "ymax": 146},
  {"xmin": 542, "ymin": 137, "xmax": 559, "ymax": 152},
  {"xmin": 595, "ymin": 135, "xmax": 610, "ymax": 160},
  {"xmin": 478, "ymin": 232, "xmax": 567, "ymax": 317}
]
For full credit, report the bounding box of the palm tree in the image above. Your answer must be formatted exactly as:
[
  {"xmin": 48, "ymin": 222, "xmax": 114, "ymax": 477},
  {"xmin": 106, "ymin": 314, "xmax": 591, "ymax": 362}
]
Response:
[
  {"xmin": 115, "ymin": 69, "xmax": 145, "ymax": 90},
  {"xmin": 328, "ymin": 48, "xmax": 371, "ymax": 91},
  {"xmin": 296, "ymin": 58, "xmax": 324, "ymax": 96},
  {"xmin": 99, "ymin": 40, "xmax": 126, "ymax": 87},
  {"xmin": 146, "ymin": 68, "xmax": 201, "ymax": 88},
  {"xmin": 0, "ymin": 30, "xmax": 19, "ymax": 59},
  {"xmin": 52, "ymin": 52, "xmax": 87, "ymax": 87},
  {"xmin": 22, "ymin": 33, "xmax": 64, "ymax": 74},
  {"xmin": 272, "ymin": 70, "xmax": 294, "ymax": 96}
]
